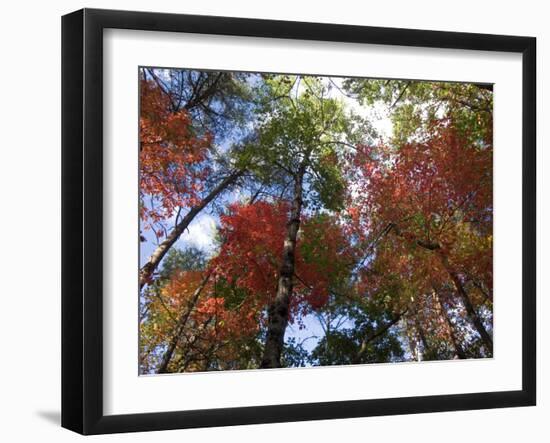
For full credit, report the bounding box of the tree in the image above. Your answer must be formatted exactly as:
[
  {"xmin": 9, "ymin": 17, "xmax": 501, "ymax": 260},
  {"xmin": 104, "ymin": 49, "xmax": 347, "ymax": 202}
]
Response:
[
  {"xmin": 346, "ymin": 117, "xmax": 493, "ymax": 356},
  {"xmin": 243, "ymin": 76, "xmax": 353, "ymax": 367},
  {"xmin": 143, "ymin": 68, "xmax": 254, "ymax": 138},
  {"xmin": 139, "ymin": 69, "xmax": 255, "ymax": 289},
  {"xmin": 140, "ymin": 77, "xmax": 212, "ymax": 224},
  {"xmin": 342, "ymin": 78, "xmax": 493, "ymax": 145},
  {"xmin": 140, "ymin": 247, "xmax": 264, "ymax": 374},
  {"xmin": 140, "ymin": 247, "xmax": 208, "ymax": 373},
  {"xmin": 210, "ymin": 201, "xmax": 355, "ymax": 367},
  {"xmin": 309, "ymin": 296, "xmax": 405, "ymax": 366}
]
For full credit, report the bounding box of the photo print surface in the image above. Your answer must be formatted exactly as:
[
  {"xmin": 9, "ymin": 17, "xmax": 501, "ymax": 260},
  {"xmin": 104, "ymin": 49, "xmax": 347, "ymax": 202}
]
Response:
[{"xmin": 138, "ymin": 68, "xmax": 493, "ymax": 375}]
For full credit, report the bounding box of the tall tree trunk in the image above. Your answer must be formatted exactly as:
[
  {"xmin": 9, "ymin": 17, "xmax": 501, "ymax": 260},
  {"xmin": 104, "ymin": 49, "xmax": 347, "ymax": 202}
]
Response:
[
  {"xmin": 140, "ymin": 170, "xmax": 242, "ymax": 289},
  {"xmin": 439, "ymin": 254, "xmax": 493, "ymax": 355},
  {"xmin": 433, "ymin": 289, "xmax": 467, "ymax": 359},
  {"xmin": 260, "ymin": 165, "xmax": 306, "ymax": 368},
  {"xmin": 157, "ymin": 271, "xmax": 212, "ymax": 373},
  {"xmin": 414, "ymin": 314, "xmax": 431, "ymax": 359},
  {"xmin": 410, "ymin": 234, "xmax": 493, "ymax": 356}
]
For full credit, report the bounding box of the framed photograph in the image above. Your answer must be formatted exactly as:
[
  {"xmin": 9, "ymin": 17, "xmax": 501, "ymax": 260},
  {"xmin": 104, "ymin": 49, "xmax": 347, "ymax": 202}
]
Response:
[{"xmin": 61, "ymin": 8, "xmax": 536, "ymax": 435}]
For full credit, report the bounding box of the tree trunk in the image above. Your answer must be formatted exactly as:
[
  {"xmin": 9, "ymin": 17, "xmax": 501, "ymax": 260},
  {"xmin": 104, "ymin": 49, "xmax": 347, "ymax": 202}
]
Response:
[
  {"xmin": 157, "ymin": 271, "xmax": 212, "ymax": 373},
  {"xmin": 140, "ymin": 170, "xmax": 242, "ymax": 289},
  {"xmin": 409, "ymin": 233, "xmax": 493, "ymax": 356},
  {"xmin": 439, "ymin": 254, "xmax": 493, "ymax": 355},
  {"xmin": 414, "ymin": 315, "xmax": 430, "ymax": 359},
  {"xmin": 260, "ymin": 166, "xmax": 305, "ymax": 368},
  {"xmin": 433, "ymin": 289, "xmax": 467, "ymax": 359}
]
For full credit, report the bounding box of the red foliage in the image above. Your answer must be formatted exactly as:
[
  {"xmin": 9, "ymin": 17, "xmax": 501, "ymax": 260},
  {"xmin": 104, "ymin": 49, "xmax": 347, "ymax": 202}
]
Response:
[
  {"xmin": 192, "ymin": 295, "xmax": 260, "ymax": 341},
  {"xmin": 139, "ymin": 79, "xmax": 212, "ymax": 226},
  {"xmin": 347, "ymin": 119, "xmax": 493, "ymax": 297},
  {"xmin": 211, "ymin": 201, "xmax": 354, "ymax": 320}
]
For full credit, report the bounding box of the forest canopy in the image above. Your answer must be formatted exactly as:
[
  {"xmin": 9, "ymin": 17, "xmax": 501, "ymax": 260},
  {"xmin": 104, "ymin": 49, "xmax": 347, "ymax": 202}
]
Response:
[{"xmin": 138, "ymin": 68, "xmax": 493, "ymax": 374}]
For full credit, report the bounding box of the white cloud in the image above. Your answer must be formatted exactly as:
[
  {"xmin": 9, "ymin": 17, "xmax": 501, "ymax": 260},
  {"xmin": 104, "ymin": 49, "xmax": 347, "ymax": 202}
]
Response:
[{"xmin": 177, "ymin": 213, "xmax": 218, "ymax": 253}]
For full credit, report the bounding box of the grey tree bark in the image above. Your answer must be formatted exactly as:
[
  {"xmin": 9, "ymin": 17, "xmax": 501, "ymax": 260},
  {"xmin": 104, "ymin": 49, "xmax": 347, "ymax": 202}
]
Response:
[
  {"xmin": 140, "ymin": 170, "xmax": 242, "ymax": 289},
  {"xmin": 260, "ymin": 165, "xmax": 306, "ymax": 368},
  {"xmin": 433, "ymin": 288, "xmax": 467, "ymax": 359}
]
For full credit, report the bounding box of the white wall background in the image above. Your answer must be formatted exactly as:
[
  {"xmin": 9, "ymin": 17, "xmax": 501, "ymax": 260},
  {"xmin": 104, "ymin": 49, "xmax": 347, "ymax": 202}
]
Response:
[{"xmin": 0, "ymin": 0, "xmax": 546, "ymax": 441}]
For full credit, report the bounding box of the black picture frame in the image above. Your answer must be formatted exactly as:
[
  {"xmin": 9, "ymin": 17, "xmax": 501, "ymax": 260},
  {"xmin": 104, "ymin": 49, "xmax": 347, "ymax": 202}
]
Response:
[{"xmin": 62, "ymin": 8, "xmax": 536, "ymax": 435}]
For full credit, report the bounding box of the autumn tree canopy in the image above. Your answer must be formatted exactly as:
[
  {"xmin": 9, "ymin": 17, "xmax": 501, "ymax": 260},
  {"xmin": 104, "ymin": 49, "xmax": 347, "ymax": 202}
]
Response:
[{"xmin": 139, "ymin": 68, "xmax": 493, "ymax": 373}]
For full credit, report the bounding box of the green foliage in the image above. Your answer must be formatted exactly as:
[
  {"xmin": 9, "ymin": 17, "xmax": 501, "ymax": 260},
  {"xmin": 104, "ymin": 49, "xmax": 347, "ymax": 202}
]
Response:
[
  {"xmin": 342, "ymin": 78, "xmax": 493, "ymax": 144},
  {"xmin": 249, "ymin": 75, "xmax": 352, "ymax": 209},
  {"xmin": 158, "ymin": 247, "xmax": 207, "ymax": 280},
  {"xmin": 282, "ymin": 337, "xmax": 309, "ymax": 367},
  {"xmin": 310, "ymin": 299, "xmax": 405, "ymax": 366}
]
